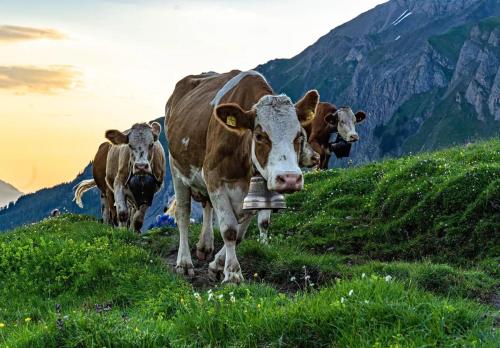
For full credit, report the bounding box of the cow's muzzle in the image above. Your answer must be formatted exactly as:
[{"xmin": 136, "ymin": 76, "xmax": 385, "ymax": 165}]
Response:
[
  {"xmin": 274, "ymin": 173, "xmax": 303, "ymax": 193},
  {"xmin": 134, "ymin": 163, "xmax": 151, "ymax": 174}
]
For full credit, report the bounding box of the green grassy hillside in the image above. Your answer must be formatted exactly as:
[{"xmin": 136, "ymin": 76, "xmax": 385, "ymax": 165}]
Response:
[{"xmin": 0, "ymin": 140, "xmax": 498, "ymax": 347}]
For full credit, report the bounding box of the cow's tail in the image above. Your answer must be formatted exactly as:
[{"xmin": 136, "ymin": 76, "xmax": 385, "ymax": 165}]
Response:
[{"xmin": 73, "ymin": 179, "xmax": 96, "ymax": 208}]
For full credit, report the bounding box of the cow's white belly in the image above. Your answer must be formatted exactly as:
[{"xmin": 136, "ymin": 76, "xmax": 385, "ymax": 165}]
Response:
[{"xmin": 173, "ymin": 163, "xmax": 209, "ymax": 198}]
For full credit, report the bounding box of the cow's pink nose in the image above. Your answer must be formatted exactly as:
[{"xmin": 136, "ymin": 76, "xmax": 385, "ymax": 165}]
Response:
[
  {"xmin": 275, "ymin": 173, "xmax": 303, "ymax": 193},
  {"xmin": 135, "ymin": 163, "xmax": 149, "ymax": 172},
  {"xmin": 349, "ymin": 134, "xmax": 359, "ymax": 142}
]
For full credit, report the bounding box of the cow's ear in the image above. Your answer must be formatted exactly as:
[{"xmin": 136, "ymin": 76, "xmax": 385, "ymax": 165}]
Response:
[
  {"xmin": 105, "ymin": 129, "xmax": 128, "ymax": 145},
  {"xmin": 355, "ymin": 111, "xmax": 366, "ymax": 124},
  {"xmin": 295, "ymin": 90, "xmax": 319, "ymax": 126},
  {"xmin": 324, "ymin": 112, "xmax": 339, "ymax": 126},
  {"xmin": 215, "ymin": 103, "xmax": 255, "ymax": 131},
  {"xmin": 150, "ymin": 122, "xmax": 161, "ymax": 141}
]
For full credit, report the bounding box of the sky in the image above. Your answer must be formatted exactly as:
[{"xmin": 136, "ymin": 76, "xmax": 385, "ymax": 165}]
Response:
[{"xmin": 0, "ymin": 0, "xmax": 386, "ymax": 193}]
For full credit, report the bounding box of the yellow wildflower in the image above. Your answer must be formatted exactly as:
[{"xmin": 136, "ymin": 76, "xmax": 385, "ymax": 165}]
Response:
[
  {"xmin": 25, "ymin": 317, "xmax": 32, "ymax": 323},
  {"xmin": 0, "ymin": 322, "xmax": 5, "ymax": 328}
]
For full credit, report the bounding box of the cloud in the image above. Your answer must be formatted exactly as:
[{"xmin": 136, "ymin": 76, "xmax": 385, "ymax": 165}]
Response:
[
  {"xmin": 0, "ymin": 25, "xmax": 66, "ymax": 43},
  {"xmin": 0, "ymin": 66, "xmax": 80, "ymax": 94}
]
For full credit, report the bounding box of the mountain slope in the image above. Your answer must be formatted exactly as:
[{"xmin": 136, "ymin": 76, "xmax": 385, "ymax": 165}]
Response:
[
  {"xmin": 256, "ymin": 0, "xmax": 500, "ymax": 164},
  {"xmin": 0, "ymin": 180, "xmax": 22, "ymax": 208}
]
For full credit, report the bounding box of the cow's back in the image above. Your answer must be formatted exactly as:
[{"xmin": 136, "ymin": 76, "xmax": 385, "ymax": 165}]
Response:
[{"xmin": 166, "ymin": 70, "xmax": 241, "ymax": 175}]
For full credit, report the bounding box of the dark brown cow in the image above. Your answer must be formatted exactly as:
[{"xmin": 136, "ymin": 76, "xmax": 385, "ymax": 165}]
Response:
[
  {"xmin": 307, "ymin": 102, "xmax": 366, "ymax": 169},
  {"xmin": 166, "ymin": 70, "xmax": 319, "ymax": 283},
  {"xmin": 74, "ymin": 122, "xmax": 165, "ymax": 232}
]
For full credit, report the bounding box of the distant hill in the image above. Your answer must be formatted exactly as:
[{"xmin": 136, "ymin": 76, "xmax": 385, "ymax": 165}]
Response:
[
  {"xmin": 257, "ymin": 0, "xmax": 500, "ymax": 165},
  {"xmin": 0, "ymin": 180, "xmax": 22, "ymax": 208}
]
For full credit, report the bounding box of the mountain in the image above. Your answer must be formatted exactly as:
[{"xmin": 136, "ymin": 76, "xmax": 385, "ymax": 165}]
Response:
[
  {"xmin": 0, "ymin": 180, "xmax": 22, "ymax": 208},
  {"xmin": 256, "ymin": 0, "xmax": 500, "ymax": 164},
  {"xmin": 3, "ymin": 0, "xmax": 499, "ymax": 231},
  {"xmin": 0, "ymin": 118, "xmax": 196, "ymax": 232}
]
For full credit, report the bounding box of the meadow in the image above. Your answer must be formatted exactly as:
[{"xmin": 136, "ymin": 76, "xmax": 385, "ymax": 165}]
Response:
[{"xmin": 0, "ymin": 139, "xmax": 498, "ymax": 347}]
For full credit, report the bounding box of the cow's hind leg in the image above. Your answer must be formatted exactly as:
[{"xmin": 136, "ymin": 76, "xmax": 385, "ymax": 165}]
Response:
[
  {"xmin": 257, "ymin": 210, "xmax": 271, "ymax": 244},
  {"xmin": 171, "ymin": 165, "xmax": 194, "ymax": 276},
  {"xmin": 196, "ymin": 202, "xmax": 214, "ymax": 261}
]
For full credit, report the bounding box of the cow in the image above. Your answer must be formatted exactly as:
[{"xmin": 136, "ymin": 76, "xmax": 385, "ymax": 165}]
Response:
[
  {"xmin": 307, "ymin": 102, "xmax": 366, "ymax": 169},
  {"xmin": 165, "ymin": 70, "xmax": 319, "ymax": 283},
  {"xmin": 74, "ymin": 122, "xmax": 165, "ymax": 232},
  {"xmin": 256, "ymin": 102, "xmax": 366, "ymax": 244}
]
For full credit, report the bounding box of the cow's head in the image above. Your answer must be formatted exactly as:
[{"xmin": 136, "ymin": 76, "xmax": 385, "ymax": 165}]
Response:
[
  {"xmin": 215, "ymin": 90, "xmax": 319, "ymax": 193},
  {"xmin": 299, "ymin": 127, "xmax": 320, "ymax": 168},
  {"xmin": 105, "ymin": 122, "xmax": 161, "ymax": 175},
  {"xmin": 325, "ymin": 107, "xmax": 366, "ymax": 143}
]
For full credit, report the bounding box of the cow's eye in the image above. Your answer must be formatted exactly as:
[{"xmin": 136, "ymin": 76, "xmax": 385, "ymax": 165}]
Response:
[{"xmin": 255, "ymin": 133, "xmax": 264, "ymax": 142}]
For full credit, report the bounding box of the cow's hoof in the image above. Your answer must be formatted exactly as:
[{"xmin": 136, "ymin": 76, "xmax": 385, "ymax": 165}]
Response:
[
  {"xmin": 258, "ymin": 234, "xmax": 269, "ymax": 245},
  {"xmin": 196, "ymin": 247, "xmax": 213, "ymax": 261},
  {"xmin": 222, "ymin": 271, "xmax": 244, "ymax": 284},
  {"xmin": 175, "ymin": 264, "xmax": 194, "ymax": 277},
  {"xmin": 208, "ymin": 261, "xmax": 223, "ymax": 281}
]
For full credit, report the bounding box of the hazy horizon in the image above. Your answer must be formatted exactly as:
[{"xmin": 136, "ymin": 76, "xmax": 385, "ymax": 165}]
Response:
[{"xmin": 1, "ymin": 0, "xmax": 386, "ymax": 193}]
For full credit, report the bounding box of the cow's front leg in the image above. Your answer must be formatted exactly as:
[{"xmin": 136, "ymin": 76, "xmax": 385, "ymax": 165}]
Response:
[
  {"xmin": 209, "ymin": 191, "xmax": 243, "ymax": 283},
  {"xmin": 196, "ymin": 202, "xmax": 214, "ymax": 261},
  {"xmin": 131, "ymin": 204, "xmax": 148, "ymax": 233},
  {"xmin": 257, "ymin": 210, "xmax": 271, "ymax": 244},
  {"xmin": 113, "ymin": 180, "xmax": 128, "ymax": 227}
]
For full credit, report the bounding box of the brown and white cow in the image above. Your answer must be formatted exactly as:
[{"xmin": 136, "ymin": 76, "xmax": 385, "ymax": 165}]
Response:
[
  {"xmin": 166, "ymin": 70, "xmax": 318, "ymax": 283},
  {"xmin": 74, "ymin": 122, "xmax": 165, "ymax": 232},
  {"xmin": 308, "ymin": 102, "xmax": 366, "ymax": 169},
  {"xmin": 255, "ymin": 102, "xmax": 366, "ymax": 243}
]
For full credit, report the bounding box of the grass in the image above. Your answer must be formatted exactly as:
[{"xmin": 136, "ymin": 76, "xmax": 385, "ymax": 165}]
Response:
[{"xmin": 1, "ymin": 139, "xmax": 499, "ymax": 347}]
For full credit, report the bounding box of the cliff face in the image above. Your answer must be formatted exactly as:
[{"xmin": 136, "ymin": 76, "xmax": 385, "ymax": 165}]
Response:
[{"xmin": 257, "ymin": 0, "xmax": 500, "ymax": 163}]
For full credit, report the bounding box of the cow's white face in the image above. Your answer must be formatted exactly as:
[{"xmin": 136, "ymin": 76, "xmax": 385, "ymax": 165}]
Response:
[
  {"xmin": 215, "ymin": 91, "xmax": 319, "ymax": 193},
  {"xmin": 326, "ymin": 107, "xmax": 366, "ymax": 143},
  {"xmin": 105, "ymin": 122, "xmax": 161, "ymax": 175},
  {"xmin": 252, "ymin": 95, "xmax": 303, "ymax": 192}
]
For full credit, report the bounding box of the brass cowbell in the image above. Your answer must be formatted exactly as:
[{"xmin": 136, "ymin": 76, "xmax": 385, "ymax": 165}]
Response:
[{"xmin": 242, "ymin": 175, "xmax": 286, "ymax": 211}]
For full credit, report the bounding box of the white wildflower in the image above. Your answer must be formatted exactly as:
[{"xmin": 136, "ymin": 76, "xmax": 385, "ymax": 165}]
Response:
[
  {"xmin": 361, "ymin": 273, "xmax": 366, "ymax": 279},
  {"xmin": 290, "ymin": 276, "xmax": 296, "ymax": 282},
  {"xmin": 193, "ymin": 292, "xmax": 201, "ymax": 301},
  {"xmin": 230, "ymin": 295, "xmax": 236, "ymax": 303},
  {"xmin": 364, "ymin": 300, "xmax": 369, "ymax": 304},
  {"xmin": 208, "ymin": 293, "xmax": 214, "ymax": 301},
  {"xmin": 340, "ymin": 297, "xmax": 345, "ymax": 304},
  {"xmin": 385, "ymin": 275, "xmax": 393, "ymax": 282},
  {"xmin": 304, "ymin": 275, "xmax": 311, "ymax": 281},
  {"xmin": 217, "ymin": 294, "xmax": 224, "ymax": 299},
  {"xmin": 348, "ymin": 289, "xmax": 354, "ymax": 296}
]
